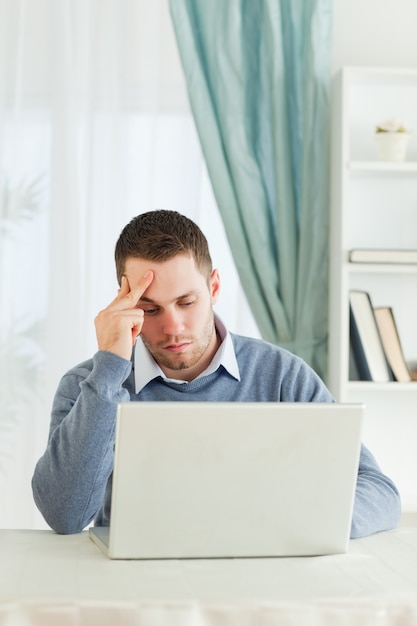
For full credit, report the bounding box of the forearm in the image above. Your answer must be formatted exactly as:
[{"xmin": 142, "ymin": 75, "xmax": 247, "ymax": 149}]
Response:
[
  {"xmin": 32, "ymin": 351, "xmax": 132, "ymax": 534},
  {"xmin": 350, "ymin": 444, "xmax": 401, "ymax": 538}
]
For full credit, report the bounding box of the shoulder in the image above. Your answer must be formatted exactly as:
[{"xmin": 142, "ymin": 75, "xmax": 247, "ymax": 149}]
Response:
[
  {"xmin": 229, "ymin": 331, "xmax": 310, "ymax": 384},
  {"xmin": 230, "ymin": 332, "xmax": 303, "ymax": 364},
  {"xmin": 229, "ymin": 332, "xmax": 334, "ymax": 402}
]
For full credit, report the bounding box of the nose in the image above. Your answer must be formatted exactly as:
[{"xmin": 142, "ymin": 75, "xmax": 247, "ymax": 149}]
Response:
[{"xmin": 162, "ymin": 308, "xmax": 185, "ymax": 336}]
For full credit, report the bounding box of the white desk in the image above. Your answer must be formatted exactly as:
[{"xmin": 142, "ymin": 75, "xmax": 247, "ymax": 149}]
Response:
[{"xmin": 1, "ymin": 528, "xmax": 417, "ymax": 625}]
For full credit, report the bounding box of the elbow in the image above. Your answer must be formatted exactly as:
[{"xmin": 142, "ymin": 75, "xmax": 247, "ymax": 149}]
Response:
[
  {"xmin": 48, "ymin": 519, "xmax": 87, "ymax": 535},
  {"xmin": 350, "ymin": 481, "xmax": 402, "ymax": 539},
  {"xmin": 32, "ymin": 477, "xmax": 90, "ymax": 535},
  {"xmin": 36, "ymin": 508, "xmax": 89, "ymax": 535},
  {"xmin": 387, "ymin": 487, "xmax": 402, "ymax": 530},
  {"xmin": 378, "ymin": 478, "xmax": 402, "ymax": 531}
]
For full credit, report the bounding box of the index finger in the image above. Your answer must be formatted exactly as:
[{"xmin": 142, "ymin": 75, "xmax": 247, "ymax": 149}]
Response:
[{"xmin": 124, "ymin": 270, "xmax": 154, "ymax": 306}]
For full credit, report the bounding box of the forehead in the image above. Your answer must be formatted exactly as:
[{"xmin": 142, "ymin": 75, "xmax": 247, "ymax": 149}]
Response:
[{"xmin": 124, "ymin": 254, "xmax": 208, "ymax": 300}]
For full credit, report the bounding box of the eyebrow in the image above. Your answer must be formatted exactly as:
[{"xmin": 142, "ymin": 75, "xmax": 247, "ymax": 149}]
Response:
[{"xmin": 138, "ymin": 291, "xmax": 200, "ymax": 305}]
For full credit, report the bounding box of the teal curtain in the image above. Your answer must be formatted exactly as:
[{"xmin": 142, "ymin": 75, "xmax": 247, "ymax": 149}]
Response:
[{"xmin": 169, "ymin": 0, "xmax": 332, "ymax": 380}]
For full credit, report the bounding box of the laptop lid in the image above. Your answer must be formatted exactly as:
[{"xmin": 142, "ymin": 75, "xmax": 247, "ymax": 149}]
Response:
[{"xmin": 89, "ymin": 402, "xmax": 363, "ymax": 559}]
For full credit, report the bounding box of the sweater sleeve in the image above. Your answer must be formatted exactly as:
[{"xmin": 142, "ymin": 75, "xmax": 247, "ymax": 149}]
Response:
[
  {"xmin": 350, "ymin": 443, "xmax": 401, "ymax": 538},
  {"xmin": 32, "ymin": 351, "xmax": 132, "ymax": 534}
]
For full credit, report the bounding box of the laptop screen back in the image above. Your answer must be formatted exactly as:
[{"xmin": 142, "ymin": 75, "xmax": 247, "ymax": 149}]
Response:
[{"xmin": 90, "ymin": 402, "xmax": 363, "ymax": 559}]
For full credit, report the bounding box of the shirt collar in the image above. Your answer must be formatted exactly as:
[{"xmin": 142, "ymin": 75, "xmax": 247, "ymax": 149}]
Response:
[{"xmin": 134, "ymin": 315, "xmax": 240, "ymax": 393}]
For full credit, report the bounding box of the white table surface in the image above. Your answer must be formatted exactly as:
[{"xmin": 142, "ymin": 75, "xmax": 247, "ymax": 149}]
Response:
[{"xmin": 1, "ymin": 528, "xmax": 417, "ymax": 625}]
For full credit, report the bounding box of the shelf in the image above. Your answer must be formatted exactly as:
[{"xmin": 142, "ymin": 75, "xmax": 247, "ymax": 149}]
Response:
[
  {"xmin": 346, "ymin": 262, "xmax": 417, "ymax": 274},
  {"xmin": 345, "ymin": 66, "xmax": 417, "ymax": 85},
  {"xmin": 348, "ymin": 161, "xmax": 417, "ymax": 172},
  {"xmin": 348, "ymin": 381, "xmax": 417, "ymax": 392}
]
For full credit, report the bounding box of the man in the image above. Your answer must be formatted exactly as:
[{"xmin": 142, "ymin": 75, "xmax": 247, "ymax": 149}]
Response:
[{"xmin": 32, "ymin": 210, "xmax": 401, "ymax": 537}]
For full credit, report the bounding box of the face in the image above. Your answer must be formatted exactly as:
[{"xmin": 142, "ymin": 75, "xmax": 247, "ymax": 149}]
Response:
[{"xmin": 124, "ymin": 254, "xmax": 221, "ymax": 381}]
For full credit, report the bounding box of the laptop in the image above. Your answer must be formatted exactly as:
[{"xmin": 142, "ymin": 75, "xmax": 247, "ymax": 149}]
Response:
[{"xmin": 89, "ymin": 402, "xmax": 363, "ymax": 559}]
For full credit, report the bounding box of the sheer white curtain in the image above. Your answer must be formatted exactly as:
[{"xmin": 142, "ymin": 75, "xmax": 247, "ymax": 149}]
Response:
[{"xmin": 0, "ymin": 0, "xmax": 259, "ymax": 529}]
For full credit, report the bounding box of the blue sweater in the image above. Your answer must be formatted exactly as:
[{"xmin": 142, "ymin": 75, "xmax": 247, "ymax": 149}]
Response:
[{"xmin": 32, "ymin": 333, "xmax": 401, "ymax": 537}]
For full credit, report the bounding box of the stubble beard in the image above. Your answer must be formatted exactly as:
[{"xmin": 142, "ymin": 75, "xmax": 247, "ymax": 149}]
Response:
[{"xmin": 141, "ymin": 310, "xmax": 216, "ymax": 373}]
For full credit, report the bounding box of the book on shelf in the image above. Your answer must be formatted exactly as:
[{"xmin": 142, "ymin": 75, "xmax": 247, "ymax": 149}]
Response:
[
  {"xmin": 349, "ymin": 290, "xmax": 394, "ymax": 383},
  {"xmin": 349, "ymin": 249, "xmax": 417, "ymax": 264},
  {"xmin": 373, "ymin": 306, "xmax": 412, "ymax": 383},
  {"xmin": 349, "ymin": 341, "xmax": 361, "ymax": 381}
]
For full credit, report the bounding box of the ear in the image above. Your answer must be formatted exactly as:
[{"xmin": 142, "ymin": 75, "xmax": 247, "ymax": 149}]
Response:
[{"xmin": 209, "ymin": 269, "xmax": 221, "ymax": 304}]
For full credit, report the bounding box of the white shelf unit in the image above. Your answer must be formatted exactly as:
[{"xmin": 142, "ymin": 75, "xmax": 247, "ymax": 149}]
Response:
[{"xmin": 328, "ymin": 66, "xmax": 417, "ymax": 511}]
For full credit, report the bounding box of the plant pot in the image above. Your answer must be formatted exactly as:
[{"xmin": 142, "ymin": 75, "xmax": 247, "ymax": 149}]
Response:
[{"xmin": 375, "ymin": 132, "xmax": 411, "ymax": 162}]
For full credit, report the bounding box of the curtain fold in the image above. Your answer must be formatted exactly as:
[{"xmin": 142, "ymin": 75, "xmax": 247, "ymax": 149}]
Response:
[{"xmin": 170, "ymin": 0, "xmax": 333, "ymax": 378}]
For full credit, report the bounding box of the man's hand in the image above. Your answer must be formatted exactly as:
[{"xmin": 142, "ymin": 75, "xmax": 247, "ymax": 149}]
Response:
[{"xmin": 94, "ymin": 271, "xmax": 154, "ymax": 360}]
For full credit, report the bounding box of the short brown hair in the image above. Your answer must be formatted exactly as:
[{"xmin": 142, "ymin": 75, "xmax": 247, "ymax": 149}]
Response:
[{"xmin": 115, "ymin": 210, "xmax": 213, "ymax": 285}]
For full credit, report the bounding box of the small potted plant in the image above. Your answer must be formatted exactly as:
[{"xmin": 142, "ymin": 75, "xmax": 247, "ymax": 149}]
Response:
[{"xmin": 375, "ymin": 117, "xmax": 411, "ymax": 162}]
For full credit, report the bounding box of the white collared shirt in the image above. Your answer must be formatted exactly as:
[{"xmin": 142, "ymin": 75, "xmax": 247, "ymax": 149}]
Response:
[{"xmin": 133, "ymin": 315, "xmax": 240, "ymax": 393}]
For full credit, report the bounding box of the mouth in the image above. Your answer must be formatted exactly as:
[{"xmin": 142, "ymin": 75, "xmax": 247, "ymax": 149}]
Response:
[{"xmin": 163, "ymin": 342, "xmax": 191, "ymax": 354}]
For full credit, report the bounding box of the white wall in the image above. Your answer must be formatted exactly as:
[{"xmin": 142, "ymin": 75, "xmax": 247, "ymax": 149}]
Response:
[{"xmin": 332, "ymin": 0, "xmax": 417, "ymax": 75}]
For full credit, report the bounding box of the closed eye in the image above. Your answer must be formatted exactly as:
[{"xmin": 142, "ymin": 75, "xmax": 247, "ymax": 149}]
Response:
[{"xmin": 142, "ymin": 306, "xmax": 159, "ymax": 315}]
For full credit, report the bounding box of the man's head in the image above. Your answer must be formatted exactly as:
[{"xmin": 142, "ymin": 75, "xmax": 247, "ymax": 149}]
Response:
[
  {"xmin": 115, "ymin": 210, "xmax": 213, "ymax": 286},
  {"xmin": 115, "ymin": 210, "xmax": 221, "ymax": 381}
]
